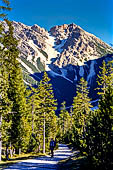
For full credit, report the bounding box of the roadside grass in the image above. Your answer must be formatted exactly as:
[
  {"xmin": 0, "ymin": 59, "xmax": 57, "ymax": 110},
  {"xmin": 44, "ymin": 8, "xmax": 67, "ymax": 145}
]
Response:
[
  {"xmin": 0, "ymin": 152, "xmax": 45, "ymax": 169},
  {"xmin": 58, "ymin": 152, "xmax": 98, "ymax": 170}
]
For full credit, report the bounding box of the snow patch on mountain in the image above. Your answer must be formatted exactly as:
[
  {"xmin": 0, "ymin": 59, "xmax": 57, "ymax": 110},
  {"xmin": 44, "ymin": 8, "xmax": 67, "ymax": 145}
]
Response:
[
  {"xmin": 79, "ymin": 66, "xmax": 84, "ymax": 77},
  {"xmin": 28, "ymin": 40, "xmax": 46, "ymax": 63},
  {"xmin": 87, "ymin": 60, "xmax": 96, "ymax": 84},
  {"xmin": 61, "ymin": 68, "xmax": 67, "ymax": 77},
  {"xmin": 49, "ymin": 70, "xmax": 59, "ymax": 78},
  {"xmin": 45, "ymin": 34, "xmax": 59, "ymax": 71},
  {"xmin": 49, "ymin": 70, "xmax": 73, "ymax": 84},
  {"xmin": 23, "ymin": 79, "xmax": 31, "ymax": 85},
  {"xmin": 74, "ymin": 70, "xmax": 77, "ymax": 81}
]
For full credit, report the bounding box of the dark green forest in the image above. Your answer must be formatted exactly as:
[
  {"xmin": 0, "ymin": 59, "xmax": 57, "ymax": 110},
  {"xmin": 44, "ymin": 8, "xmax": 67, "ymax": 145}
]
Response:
[{"xmin": 0, "ymin": 1, "xmax": 113, "ymax": 169}]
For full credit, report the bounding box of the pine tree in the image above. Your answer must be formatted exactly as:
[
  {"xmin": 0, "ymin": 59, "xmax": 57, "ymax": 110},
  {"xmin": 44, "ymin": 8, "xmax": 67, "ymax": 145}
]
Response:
[
  {"xmin": 30, "ymin": 72, "xmax": 57, "ymax": 154},
  {"xmin": 84, "ymin": 110, "xmax": 101, "ymax": 169},
  {"xmin": 0, "ymin": 20, "xmax": 12, "ymax": 161},
  {"xmin": 107, "ymin": 60, "xmax": 113, "ymax": 86},
  {"xmin": 85, "ymin": 85, "xmax": 113, "ymax": 169},
  {"xmin": 72, "ymin": 77, "xmax": 92, "ymax": 150},
  {"xmin": 26, "ymin": 86, "xmax": 42, "ymax": 152},
  {"xmin": 0, "ymin": 64, "xmax": 11, "ymax": 161},
  {"xmin": 97, "ymin": 86, "xmax": 113, "ymax": 169},
  {"xmin": 97, "ymin": 60, "xmax": 109, "ymax": 95},
  {"xmin": 58, "ymin": 101, "xmax": 71, "ymax": 142},
  {"xmin": 1, "ymin": 20, "xmax": 28, "ymax": 153}
]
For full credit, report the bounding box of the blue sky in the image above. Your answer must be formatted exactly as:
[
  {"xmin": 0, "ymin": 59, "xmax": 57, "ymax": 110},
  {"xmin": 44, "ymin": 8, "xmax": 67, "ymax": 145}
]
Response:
[{"xmin": 7, "ymin": 0, "xmax": 113, "ymax": 44}]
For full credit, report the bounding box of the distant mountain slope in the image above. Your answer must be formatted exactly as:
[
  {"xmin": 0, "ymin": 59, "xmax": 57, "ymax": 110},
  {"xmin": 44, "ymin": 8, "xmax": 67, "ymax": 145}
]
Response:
[{"xmin": 7, "ymin": 21, "xmax": 113, "ymax": 109}]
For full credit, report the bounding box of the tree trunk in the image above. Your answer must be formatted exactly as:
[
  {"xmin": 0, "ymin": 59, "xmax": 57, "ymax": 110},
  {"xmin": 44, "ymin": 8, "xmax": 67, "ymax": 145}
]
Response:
[
  {"xmin": 10, "ymin": 142, "xmax": 13, "ymax": 158},
  {"xmin": 38, "ymin": 143, "xmax": 40, "ymax": 153},
  {"xmin": 0, "ymin": 114, "xmax": 2, "ymax": 161},
  {"xmin": 43, "ymin": 112, "xmax": 45, "ymax": 154},
  {"xmin": 32, "ymin": 102, "xmax": 34, "ymax": 133},
  {"xmin": 19, "ymin": 148, "xmax": 21, "ymax": 155},
  {"xmin": 6, "ymin": 144, "xmax": 9, "ymax": 160},
  {"xmin": 13, "ymin": 148, "xmax": 15, "ymax": 155}
]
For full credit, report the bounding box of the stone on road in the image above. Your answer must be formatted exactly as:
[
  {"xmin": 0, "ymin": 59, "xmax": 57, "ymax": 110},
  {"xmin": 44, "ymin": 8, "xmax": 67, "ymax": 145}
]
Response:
[{"xmin": 3, "ymin": 144, "xmax": 73, "ymax": 170}]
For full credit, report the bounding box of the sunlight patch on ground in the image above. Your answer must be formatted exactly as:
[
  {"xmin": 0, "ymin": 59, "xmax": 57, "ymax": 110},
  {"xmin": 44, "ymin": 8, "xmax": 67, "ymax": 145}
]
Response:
[{"xmin": 20, "ymin": 159, "xmax": 58, "ymax": 164}]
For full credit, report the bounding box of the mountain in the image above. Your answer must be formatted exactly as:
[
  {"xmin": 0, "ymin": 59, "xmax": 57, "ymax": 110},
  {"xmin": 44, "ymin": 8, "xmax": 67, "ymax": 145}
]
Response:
[{"xmin": 7, "ymin": 21, "xmax": 113, "ymax": 110}]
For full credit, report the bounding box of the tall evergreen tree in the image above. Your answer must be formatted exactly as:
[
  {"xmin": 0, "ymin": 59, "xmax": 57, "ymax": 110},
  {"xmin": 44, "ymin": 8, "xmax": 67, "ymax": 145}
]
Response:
[
  {"xmin": 85, "ymin": 85, "xmax": 113, "ymax": 170},
  {"xmin": 97, "ymin": 85, "xmax": 113, "ymax": 169},
  {"xmin": 0, "ymin": 63, "xmax": 11, "ymax": 161},
  {"xmin": 1, "ymin": 20, "xmax": 28, "ymax": 153},
  {"xmin": 26, "ymin": 86, "xmax": 42, "ymax": 152},
  {"xmin": 72, "ymin": 78, "xmax": 92, "ymax": 150},
  {"xmin": 97, "ymin": 60, "xmax": 110, "ymax": 95},
  {"xmin": 0, "ymin": 15, "xmax": 11, "ymax": 161},
  {"xmin": 58, "ymin": 101, "xmax": 71, "ymax": 142},
  {"xmin": 33, "ymin": 72, "xmax": 57, "ymax": 154}
]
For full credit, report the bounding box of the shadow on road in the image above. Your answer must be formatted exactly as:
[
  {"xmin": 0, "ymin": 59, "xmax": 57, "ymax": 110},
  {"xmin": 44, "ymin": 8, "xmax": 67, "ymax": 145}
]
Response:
[{"xmin": 4, "ymin": 144, "xmax": 73, "ymax": 170}]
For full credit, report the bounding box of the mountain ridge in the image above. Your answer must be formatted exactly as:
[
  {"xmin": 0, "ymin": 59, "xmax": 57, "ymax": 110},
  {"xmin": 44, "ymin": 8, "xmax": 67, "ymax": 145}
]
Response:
[{"xmin": 3, "ymin": 20, "xmax": 113, "ymax": 109}]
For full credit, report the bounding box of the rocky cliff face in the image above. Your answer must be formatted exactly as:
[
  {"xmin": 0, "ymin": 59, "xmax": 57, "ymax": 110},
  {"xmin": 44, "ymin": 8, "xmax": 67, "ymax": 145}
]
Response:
[
  {"xmin": 50, "ymin": 23, "xmax": 112, "ymax": 67},
  {"xmin": 9, "ymin": 21, "xmax": 113, "ymax": 109}
]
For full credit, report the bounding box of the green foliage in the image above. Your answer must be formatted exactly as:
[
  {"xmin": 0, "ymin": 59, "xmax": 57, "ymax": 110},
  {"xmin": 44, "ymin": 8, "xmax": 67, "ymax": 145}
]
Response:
[
  {"xmin": 27, "ymin": 72, "xmax": 57, "ymax": 153},
  {"xmin": 36, "ymin": 72, "xmax": 57, "ymax": 152},
  {"xmin": 58, "ymin": 101, "xmax": 71, "ymax": 143},
  {"xmin": 85, "ymin": 86, "xmax": 113, "ymax": 169},
  {"xmin": 0, "ymin": 0, "xmax": 11, "ymax": 18},
  {"xmin": 96, "ymin": 61, "xmax": 110, "ymax": 95},
  {"xmin": 0, "ymin": 21, "xmax": 13, "ymax": 157},
  {"xmin": 0, "ymin": 20, "xmax": 30, "ymax": 154},
  {"xmin": 63, "ymin": 70, "xmax": 113, "ymax": 169},
  {"xmin": 72, "ymin": 78, "xmax": 92, "ymax": 150},
  {"xmin": 0, "ymin": 0, "xmax": 58, "ymax": 160},
  {"xmin": 0, "ymin": 65, "xmax": 12, "ymax": 145},
  {"xmin": 1, "ymin": 2, "xmax": 113, "ymax": 167},
  {"xmin": 97, "ymin": 60, "xmax": 113, "ymax": 96},
  {"xmin": 82, "ymin": 62, "xmax": 113, "ymax": 169}
]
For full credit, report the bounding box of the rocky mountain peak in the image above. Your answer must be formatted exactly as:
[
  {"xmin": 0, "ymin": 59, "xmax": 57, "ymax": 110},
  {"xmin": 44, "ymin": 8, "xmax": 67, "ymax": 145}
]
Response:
[
  {"xmin": 31, "ymin": 24, "xmax": 47, "ymax": 35},
  {"xmin": 2, "ymin": 20, "xmax": 113, "ymax": 109},
  {"xmin": 48, "ymin": 23, "xmax": 113, "ymax": 67},
  {"xmin": 10, "ymin": 21, "xmax": 113, "ymax": 71}
]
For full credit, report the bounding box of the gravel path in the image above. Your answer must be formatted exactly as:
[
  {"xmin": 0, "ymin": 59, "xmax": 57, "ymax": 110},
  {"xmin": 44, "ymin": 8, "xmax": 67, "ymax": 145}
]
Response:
[{"xmin": 3, "ymin": 144, "xmax": 73, "ymax": 170}]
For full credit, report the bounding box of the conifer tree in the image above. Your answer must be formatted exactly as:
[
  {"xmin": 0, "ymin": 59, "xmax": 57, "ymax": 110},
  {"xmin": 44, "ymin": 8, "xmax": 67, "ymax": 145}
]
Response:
[
  {"xmin": 85, "ymin": 85, "xmax": 113, "ymax": 169},
  {"xmin": 1, "ymin": 20, "xmax": 28, "ymax": 153},
  {"xmin": 0, "ymin": 64, "xmax": 11, "ymax": 161},
  {"xmin": 58, "ymin": 101, "xmax": 71, "ymax": 142},
  {"xmin": 97, "ymin": 60, "xmax": 109, "ymax": 95},
  {"xmin": 26, "ymin": 86, "xmax": 42, "ymax": 152},
  {"xmin": 33, "ymin": 72, "xmax": 57, "ymax": 153},
  {"xmin": 107, "ymin": 60, "xmax": 113, "ymax": 86},
  {"xmin": 84, "ymin": 110, "xmax": 101, "ymax": 168},
  {"xmin": 0, "ymin": 20, "xmax": 12, "ymax": 161},
  {"xmin": 97, "ymin": 86, "xmax": 113, "ymax": 169},
  {"xmin": 72, "ymin": 78, "xmax": 92, "ymax": 150}
]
